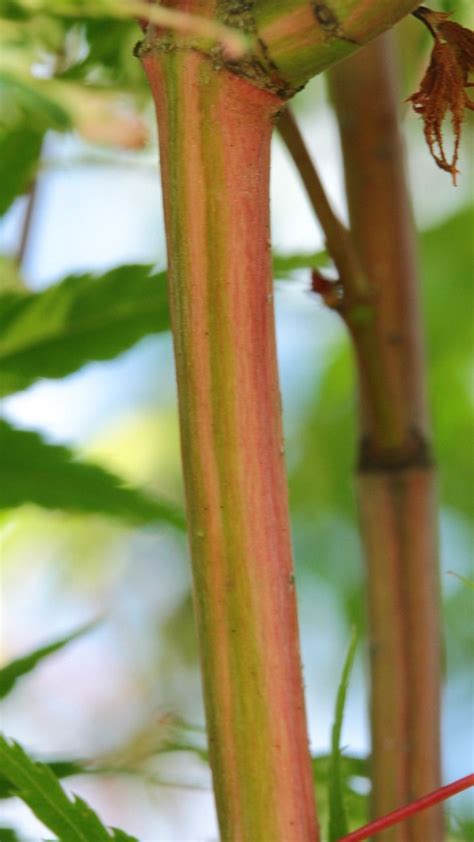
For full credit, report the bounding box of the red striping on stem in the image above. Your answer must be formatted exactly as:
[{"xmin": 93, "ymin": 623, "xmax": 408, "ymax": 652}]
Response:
[{"xmin": 337, "ymin": 774, "xmax": 474, "ymax": 842}]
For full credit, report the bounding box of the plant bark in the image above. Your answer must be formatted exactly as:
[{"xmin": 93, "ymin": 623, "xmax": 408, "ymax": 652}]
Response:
[
  {"xmin": 140, "ymin": 46, "xmax": 318, "ymax": 842},
  {"xmin": 329, "ymin": 34, "xmax": 442, "ymax": 842}
]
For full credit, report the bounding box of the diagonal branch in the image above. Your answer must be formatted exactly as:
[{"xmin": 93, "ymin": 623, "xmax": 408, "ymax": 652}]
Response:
[
  {"xmin": 337, "ymin": 774, "xmax": 474, "ymax": 842},
  {"xmin": 278, "ymin": 107, "xmax": 369, "ymax": 305}
]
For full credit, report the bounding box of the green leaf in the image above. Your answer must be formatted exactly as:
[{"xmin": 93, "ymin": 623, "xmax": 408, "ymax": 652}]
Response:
[
  {"xmin": 448, "ymin": 815, "xmax": 474, "ymax": 842},
  {"xmin": 0, "ymin": 736, "xmax": 138, "ymax": 841},
  {"xmin": 0, "ymin": 621, "xmax": 97, "ymax": 700},
  {"xmin": 0, "ymin": 265, "xmax": 170, "ymax": 396},
  {"xmin": 0, "ymin": 73, "xmax": 71, "ymax": 134},
  {"xmin": 57, "ymin": 18, "xmax": 145, "ymax": 89},
  {"xmin": 272, "ymin": 250, "xmax": 328, "ymax": 277},
  {"xmin": 0, "ymin": 828, "xmax": 21, "ymax": 841},
  {"xmin": 312, "ymin": 752, "xmax": 368, "ymax": 783},
  {"xmin": 328, "ymin": 628, "xmax": 358, "ymax": 842},
  {"xmin": 0, "ymin": 0, "xmax": 29, "ymax": 20},
  {"xmin": 0, "ymin": 758, "xmax": 85, "ymax": 800},
  {"xmin": 0, "ymin": 127, "xmax": 43, "ymax": 217},
  {"xmin": 0, "ymin": 72, "xmax": 72, "ymax": 216},
  {"xmin": 0, "ymin": 255, "xmax": 26, "ymax": 294},
  {"xmin": 0, "ymin": 420, "xmax": 185, "ymax": 528},
  {"xmin": 421, "ymin": 205, "xmax": 474, "ymax": 519},
  {"xmin": 312, "ymin": 752, "xmax": 369, "ymax": 840}
]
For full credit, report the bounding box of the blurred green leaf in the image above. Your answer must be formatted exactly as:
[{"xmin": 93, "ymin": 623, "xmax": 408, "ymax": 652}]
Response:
[
  {"xmin": 273, "ymin": 250, "xmax": 328, "ymax": 277},
  {"xmin": 0, "ymin": 73, "xmax": 71, "ymax": 134},
  {"xmin": 437, "ymin": 0, "xmax": 474, "ymax": 26},
  {"xmin": 448, "ymin": 814, "xmax": 474, "ymax": 842},
  {"xmin": 328, "ymin": 629, "xmax": 358, "ymax": 842},
  {"xmin": 0, "ymin": 72, "xmax": 71, "ymax": 216},
  {"xmin": 312, "ymin": 752, "xmax": 368, "ymax": 782},
  {"xmin": 0, "ymin": 255, "xmax": 25, "ymax": 293},
  {"xmin": 0, "ymin": 621, "xmax": 97, "ymax": 699},
  {"xmin": 289, "ymin": 340, "xmax": 355, "ymax": 517},
  {"xmin": 0, "ymin": 1, "xmax": 149, "ymax": 91},
  {"xmin": 0, "ymin": 420, "xmax": 185, "ymax": 528},
  {"xmin": 0, "ymin": 127, "xmax": 42, "ymax": 217},
  {"xmin": 58, "ymin": 18, "xmax": 144, "ymax": 89},
  {"xmin": 0, "ymin": 265, "xmax": 170, "ymax": 396},
  {"xmin": 0, "ymin": 758, "xmax": 85, "ymax": 800},
  {"xmin": 0, "ymin": 736, "xmax": 138, "ymax": 841},
  {"xmin": 0, "ymin": 828, "xmax": 21, "ymax": 841},
  {"xmin": 0, "ymin": 0, "xmax": 27, "ymax": 19},
  {"xmin": 421, "ymin": 205, "xmax": 474, "ymax": 518},
  {"xmin": 312, "ymin": 752, "xmax": 369, "ymax": 837}
]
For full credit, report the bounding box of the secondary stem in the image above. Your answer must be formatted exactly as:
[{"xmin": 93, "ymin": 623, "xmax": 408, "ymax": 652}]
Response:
[
  {"xmin": 329, "ymin": 34, "xmax": 442, "ymax": 841},
  {"xmin": 278, "ymin": 108, "xmax": 367, "ymax": 302},
  {"xmin": 141, "ymin": 47, "xmax": 318, "ymax": 841}
]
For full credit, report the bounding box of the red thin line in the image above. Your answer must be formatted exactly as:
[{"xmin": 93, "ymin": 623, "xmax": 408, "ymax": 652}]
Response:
[{"xmin": 338, "ymin": 774, "xmax": 474, "ymax": 842}]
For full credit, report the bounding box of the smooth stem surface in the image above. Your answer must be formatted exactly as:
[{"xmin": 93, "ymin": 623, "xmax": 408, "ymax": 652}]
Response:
[
  {"xmin": 329, "ymin": 34, "xmax": 442, "ymax": 842},
  {"xmin": 141, "ymin": 49, "xmax": 318, "ymax": 841}
]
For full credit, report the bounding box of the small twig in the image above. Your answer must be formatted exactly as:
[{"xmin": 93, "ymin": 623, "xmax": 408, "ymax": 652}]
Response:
[
  {"xmin": 277, "ymin": 108, "xmax": 370, "ymax": 305},
  {"xmin": 17, "ymin": 178, "xmax": 39, "ymax": 270},
  {"xmin": 337, "ymin": 774, "xmax": 474, "ymax": 842}
]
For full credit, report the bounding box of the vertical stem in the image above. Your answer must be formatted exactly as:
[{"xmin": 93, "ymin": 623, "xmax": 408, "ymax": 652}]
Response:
[
  {"xmin": 329, "ymin": 34, "xmax": 442, "ymax": 842},
  {"xmin": 141, "ymin": 49, "xmax": 318, "ymax": 842}
]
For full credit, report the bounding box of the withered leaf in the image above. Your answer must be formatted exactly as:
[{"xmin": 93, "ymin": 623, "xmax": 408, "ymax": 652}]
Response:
[{"xmin": 409, "ymin": 6, "xmax": 474, "ymax": 184}]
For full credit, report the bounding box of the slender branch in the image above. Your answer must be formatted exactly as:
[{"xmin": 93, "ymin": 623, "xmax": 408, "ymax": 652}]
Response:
[
  {"xmin": 17, "ymin": 178, "xmax": 39, "ymax": 270},
  {"xmin": 337, "ymin": 775, "xmax": 474, "ymax": 842},
  {"xmin": 278, "ymin": 108, "xmax": 369, "ymax": 304}
]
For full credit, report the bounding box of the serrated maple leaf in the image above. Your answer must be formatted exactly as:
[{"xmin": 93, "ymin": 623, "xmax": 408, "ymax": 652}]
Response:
[{"xmin": 409, "ymin": 6, "xmax": 474, "ymax": 184}]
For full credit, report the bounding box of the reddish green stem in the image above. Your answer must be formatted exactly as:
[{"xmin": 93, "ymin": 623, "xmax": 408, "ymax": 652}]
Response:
[
  {"xmin": 329, "ymin": 34, "xmax": 442, "ymax": 841},
  {"xmin": 338, "ymin": 775, "xmax": 474, "ymax": 842},
  {"xmin": 140, "ymin": 41, "xmax": 318, "ymax": 842}
]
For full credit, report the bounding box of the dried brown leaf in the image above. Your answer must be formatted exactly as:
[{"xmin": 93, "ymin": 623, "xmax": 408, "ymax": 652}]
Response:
[{"xmin": 409, "ymin": 7, "xmax": 474, "ymax": 184}]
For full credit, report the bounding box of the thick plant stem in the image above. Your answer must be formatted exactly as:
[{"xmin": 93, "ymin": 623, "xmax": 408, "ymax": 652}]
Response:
[
  {"xmin": 138, "ymin": 2, "xmax": 422, "ymax": 97},
  {"xmin": 329, "ymin": 35, "xmax": 442, "ymax": 842},
  {"xmin": 141, "ymin": 49, "xmax": 318, "ymax": 842}
]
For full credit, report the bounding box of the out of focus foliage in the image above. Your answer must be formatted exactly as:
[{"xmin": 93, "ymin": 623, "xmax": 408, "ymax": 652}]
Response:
[
  {"xmin": 0, "ymin": 1, "xmax": 472, "ymax": 840},
  {"xmin": 0, "ymin": 0, "xmax": 147, "ymax": 221}
]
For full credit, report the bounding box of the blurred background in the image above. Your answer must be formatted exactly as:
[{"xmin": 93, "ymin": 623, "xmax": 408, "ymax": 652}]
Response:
[{"xmin": 0, "ymin": 2, "xmax": 473, "ymax": 839}]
